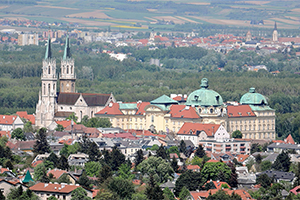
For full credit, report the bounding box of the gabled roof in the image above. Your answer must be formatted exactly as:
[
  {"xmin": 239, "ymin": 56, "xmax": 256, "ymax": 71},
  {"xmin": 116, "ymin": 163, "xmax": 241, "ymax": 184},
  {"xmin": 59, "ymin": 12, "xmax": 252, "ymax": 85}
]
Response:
[
  {"xmin": 150, "ymin": 94, "xmax": 178, "ymax": 105},
  {"xmin": 47, "ymin": 169, "xmax": 68, "ymax": 179},
  {"xmin": 205, "ymin": 180, "xmax": 230, "ymax": 190},
  {"xmin": 235, "ymin": 154, "xmax": 249, "ymax": 163},
  {"xmin": 177, "ymin": 122, "xmax": 220, "ymax": 136},
  {"xmin": 0, "ymin": 115, "xmax": 18, "ymax": 125},
  {"xmin": 187, "ymin": 165, "xmax": 200, "ymax": 170},
  {"xmin": 169, "ymin": 105, "xmax": 199, "ymax": 119},
  {"xmin": 95, "ymin": 103, "xmax": 123, "ymax": 115},
  {"xmin": 285, "ymin": 134, "xmax": 295, "ymax": 144},
  {"xmin": 30, "ymin": 182, "xmax": 81, "ymax": 194},
  {"xmin": 56, "ymin": 120, "xmax": 74, "ymax": 128},
  {"xmin": 136, "ymin": 102, "xmax": 150, "ymax": 115},
  {"xmin": 57, "ymin": 93, "xmax": 111, "ymax": 106},
  {"xmin": 16, "ymin": 111, "xmax": 35, "ymax": 125},
  {"xmin": 227, "ymin": 105, "xmax": 256, "ymax": 118}
]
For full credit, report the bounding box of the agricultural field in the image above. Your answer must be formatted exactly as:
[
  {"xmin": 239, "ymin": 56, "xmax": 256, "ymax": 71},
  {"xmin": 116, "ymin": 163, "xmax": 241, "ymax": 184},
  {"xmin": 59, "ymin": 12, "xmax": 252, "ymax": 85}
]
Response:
[{"xmin": 0, "ymin": 0, "xmax": 299, "ymax": 31}]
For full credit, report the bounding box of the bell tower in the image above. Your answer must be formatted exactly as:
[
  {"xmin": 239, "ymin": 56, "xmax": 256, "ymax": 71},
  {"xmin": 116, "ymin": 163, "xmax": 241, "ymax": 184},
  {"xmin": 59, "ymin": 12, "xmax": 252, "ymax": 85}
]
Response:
[
  {"xmin": 272, "ymin": 22, "xmax": 278, "ymax": 42},
  {"xmin": 36, "ymin": 34, "xmax": 57, "ymax": 127},
  {"xmin": 59, "ymin": 34, "xmax": 76, "ymax": 93}
]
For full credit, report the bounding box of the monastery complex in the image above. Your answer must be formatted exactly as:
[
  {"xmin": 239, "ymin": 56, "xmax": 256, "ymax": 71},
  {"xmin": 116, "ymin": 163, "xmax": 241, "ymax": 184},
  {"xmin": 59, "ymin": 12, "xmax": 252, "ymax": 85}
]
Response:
[{"xmin": 35, "ymin": 35, "xmax": 276, "ymax": 141}]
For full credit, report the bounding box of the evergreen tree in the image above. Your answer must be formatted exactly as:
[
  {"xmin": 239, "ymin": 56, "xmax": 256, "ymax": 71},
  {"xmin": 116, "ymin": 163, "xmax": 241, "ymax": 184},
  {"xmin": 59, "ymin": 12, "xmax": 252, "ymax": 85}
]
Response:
[
  {"xmin": 134, "ymin": 149, "xmax": 144, "ymax": 169},
  {"xmin": 179, "ymin": 186, "xmax": 190, "ymax": 200},
  {"xmin": 78, "ymin": 171, "xmax": 92, "ymax": 189},
  {"xmin": 110, "ymin": 146, "xmax": 125, "ymax": 171},
  {"xmin": 33, "ymin": 128, "xmax": 51, "ymax": 154},
  {"xmin": 46, "ymin": 152, "xmax": 58, "ymax": 166},
  {"xmin": 195, "ymin": 145, "xmax": 206, "ymax": 158},
  {"xmin": 171, "ymin": 156, "xmax": 179, "ymax": 173},
  {"xmin": 163, "ymin": 187, "xmax": 175, "ymax": 200},
  {"xmin": 272, "ymin": 150, "xmax": 291, "ymax": 172},
  {"xmin": 156, "ymin": 145, "xmax": 168, "ymax": 160},
  {"xmin": 40, "ymin": 170, "xmax": 50, "ymax": 183},
  {"xmin": 294, "ymin": 162, "xmax": 300, "ymax": 188},
  {"xmin": 57, "ymin": 154, "xmax": 69, "ymax": 170},
  {"xmin": 228, "ymin": 162, "xmax": 238, "ymax": 188},
  {"xmin": 174, "ymin": 170, "xmax": 202, "ymax": 197},
  {"xmin": 98, "ymin": 164, "xmax": 113, "ymax": 184},
  {"xmin": 145, "ymin": 175, "xmax": 164, "ymax": 200},
  {"xmin": 179, "ymin": 140, "xmax": 186, "ymax": 154}
]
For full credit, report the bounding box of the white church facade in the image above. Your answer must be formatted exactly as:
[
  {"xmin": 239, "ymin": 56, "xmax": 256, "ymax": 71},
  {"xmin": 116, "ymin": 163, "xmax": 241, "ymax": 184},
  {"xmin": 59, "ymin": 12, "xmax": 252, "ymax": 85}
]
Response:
[{"xmin": 35, "ymin": 35, "xmax": 116, "ymax": 128}]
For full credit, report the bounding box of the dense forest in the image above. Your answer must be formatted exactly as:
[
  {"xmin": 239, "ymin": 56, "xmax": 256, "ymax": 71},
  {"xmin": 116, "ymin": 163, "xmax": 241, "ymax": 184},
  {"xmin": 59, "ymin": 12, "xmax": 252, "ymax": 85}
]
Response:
[{"xmin": 1, "ymin": 42, "xmax": 300, "ymax": 141}]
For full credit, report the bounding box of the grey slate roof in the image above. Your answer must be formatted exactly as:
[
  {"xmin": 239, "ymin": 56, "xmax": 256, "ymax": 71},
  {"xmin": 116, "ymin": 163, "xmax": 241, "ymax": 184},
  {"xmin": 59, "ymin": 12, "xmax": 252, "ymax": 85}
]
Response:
[
  {"xmin": 268, "ymin": 143, "xmax": 300, "ymax": 150},
  {"xmin": 262, "ymin": 153, "xmax": 279, "ymax": 163},
  {"xmin": 258, "ymin": 170, "xmax": 295, "ymax": 181}
]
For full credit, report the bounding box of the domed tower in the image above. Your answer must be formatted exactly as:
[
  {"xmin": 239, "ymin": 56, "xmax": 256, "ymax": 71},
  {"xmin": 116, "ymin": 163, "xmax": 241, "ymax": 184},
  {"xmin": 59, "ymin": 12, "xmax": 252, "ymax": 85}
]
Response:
[
  {"xmin": 185, "ymin": 78, "xmax": 226, "ymax": 118},
  {"xmin": 240, "ymin": 87, "xmax": 268, "ymax": 106},
  {"xmin": 240, "ymin": 87, "xmax": 276, "ymax": 140},
  {"xmin": 246, "ymin": 30, "xmax": 252, "ymax": 42}
]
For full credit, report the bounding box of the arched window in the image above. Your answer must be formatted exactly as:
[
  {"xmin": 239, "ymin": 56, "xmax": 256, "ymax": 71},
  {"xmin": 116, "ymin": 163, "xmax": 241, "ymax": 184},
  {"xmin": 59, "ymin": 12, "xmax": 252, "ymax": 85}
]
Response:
[
  {"xmin": 71, "ymin": 83, "xmax": 74, "ymax": 92},
  {"xmin": 61, "ymin": 83, "xmax": 64, "ymax": 92},
  {"xmin": 53, "ymin": 83, "xmax": 55, "ymax": 91},
  {"xmin": 48, "ymin": 66, "xmax": 50, "ymax": 74},
  {"xmin": 151, "ymin": 115, "xmax": 154, "ymax": 123},
  {"xmin": 67, "ymin": 66, "xmax": 69, "ymax": 74},
  {"xmin": 80, "ymin": 111, "xmax": 82, "ymax": 121},
  {"xmin": 48, "ymin": 83, "xmax": 50, "ymax": 95},
  {"xmin": 91, "ymin": 111, "xmax": 93, "ymax": 117},
  {"xmin": 71, "ymin": 66, "xmax": 73, "ymax": 74}
]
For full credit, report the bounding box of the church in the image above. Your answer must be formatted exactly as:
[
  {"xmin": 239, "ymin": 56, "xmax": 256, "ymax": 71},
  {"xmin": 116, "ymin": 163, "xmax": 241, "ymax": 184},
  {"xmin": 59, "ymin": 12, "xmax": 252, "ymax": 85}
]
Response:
[{"xmin": 35, "ymin": 35, "xmax": 116, "ymax": 128}]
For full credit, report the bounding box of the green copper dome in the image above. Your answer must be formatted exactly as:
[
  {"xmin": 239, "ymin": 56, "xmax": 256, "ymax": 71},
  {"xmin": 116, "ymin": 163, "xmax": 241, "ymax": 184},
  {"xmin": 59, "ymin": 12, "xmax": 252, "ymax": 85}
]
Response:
[
  {"xmin": 185, "ymin": 78, "xmax": 223, "ymax": 107},
  {"xmin": 240, "ymin": 87, "xmax": 268, "ymax": 105}
]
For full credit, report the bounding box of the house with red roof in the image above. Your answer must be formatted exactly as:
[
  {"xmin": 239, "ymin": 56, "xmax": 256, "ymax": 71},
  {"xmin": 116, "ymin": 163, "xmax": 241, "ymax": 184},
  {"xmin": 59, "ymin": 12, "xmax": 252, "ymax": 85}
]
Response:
[
  {"xmin": 64, "ymin": 124, "xmax": 101, "ymax": 138},
  {"xmin": 30, "ymin": 182, "xmax": 93, "ymax": 200},
  {"xmin": 186, "ymin": 165, "xmax": 200, "ymax": 172},
  {"xmin": 0, "ymin": 178, "xmax": 27, "ymax": 196},
  {"xmin": 204, "ymin": 180, "xmax": 230, "ymax": 190},
  {"xmin": 177, "ymin": 123, "xmax": 229, "ymax": 146},
  {"xmin": 0, "ymin": 115, "xmax": 24, "ymax": 131},
  {"xmin": 188, "ymin": 188, "xmax": 253, "ymax": 200},
  {"xmin": 16, "ymin": 111, "xmax": 35, "ymax": 125}
]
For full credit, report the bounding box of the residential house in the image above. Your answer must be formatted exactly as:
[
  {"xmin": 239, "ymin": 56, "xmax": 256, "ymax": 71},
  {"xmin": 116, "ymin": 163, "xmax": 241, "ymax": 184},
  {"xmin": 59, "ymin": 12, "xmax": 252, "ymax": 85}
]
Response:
[
  {"xmin": 236, "ymin": 166, "xmax": 256, "ymax": 188},
  {"xmin": 257, "ymin": 170, "xmax": 295, "ymax": 183},
  {"xmin": 68, "ymin": 153, "xmax": 89, "ymax": 167},
  {"xmin": 0, "ymin": 115, "xmax": 24, "ymax": 131},
  {"xmin": 47, "ymin": 169, "xmax": 77, "ymax": 184},
  {"xmin": 186, "ymin": 165, "xmax": 200, "ymax": 172},
  {"xmin": 0, "ymin": 179, "xmax": 27, "ymax": 196},
  {"xmin": 267, "ymin": 143, "xmax": 300, "ymax": 154},
  {"xmin": 16, "ymin": 111, "xmax": 35, "ymax": 125},
  {"xmin": 188, "ymin": 189, "xmax": 253, "ymax": 200},
  {"xmin": 30, "ymin": 182, "xmax": 93, "ymax": 200}
]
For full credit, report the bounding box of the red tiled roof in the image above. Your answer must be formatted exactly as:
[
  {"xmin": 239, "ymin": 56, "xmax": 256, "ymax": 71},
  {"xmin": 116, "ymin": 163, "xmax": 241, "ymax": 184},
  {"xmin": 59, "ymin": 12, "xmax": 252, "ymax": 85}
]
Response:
[
  {"xmin": 177, "ymin": 123, "xmax": 220, "ymax": 136},
  {"xmin": 279, "ymin": 37, "xmax": 300, "ymax": 43},
  {"xmin": 31, "ymin": 160, "xmax": 43, "ymax": 168},
  {"xmin": 56, "ymin": 120, "xmax": 74, "ymax": 128},
  {"xmin": 227, "ymin": 105, "xmax": 255, "ymax": 118},
  {"xmin": 58, "ymin": 138, "xmax": 74, "ymax": 145},
  {"xmin": 138, "ymin": 39, "xmax": 148, "ymax": 45},
  {"xmin": 85, "ymin": 128, "xmax": 100, "ymax": 138},
  {"xmin": 172, "ymin": 96, "xmax": 187, "ymax": 102},
  {"xmin": 205, "ymin": 180, "xmax": 230, "ymax": 190},
  {"xmin": 47, "ymin": 169, "xmax": 67, "ymax": 179},
  {"xmin": 92, "ymin": 189, "xmax": 100, "ymax": 198},
  {"xmin": 286, "ymin": 134, "xmax": 295, "ymax": 144},
  {"xmin": 207, "ymin": 159, "xmax": 219, "ymax": 163},
  {"xmin": 0, "ymin": 131, "xmax": 10, "ymax": 138},
  {"xmin": 170, "ymin": 105, "xmax": 199, "ymax": 119},
  {"xmin": 30, "ymin": 182, "xmax": 80, "ymax": 194},
  {"xmin": 16, "ymin": 111, "xmax": 35, "ymax": 125},
  {"xmin": 192, "ymin": 189, "xmax": 253, "ymax": 200},
  {"xmin": 290, "ymin": 185, "xmax": 300, "ymax": 195},
  {"xmin": 95, "ymin": 103, "xmax": 123, "ymax": 115},
  {"xmin": 136, "ymin": 102, "xmax": 150, "ymax": 115},
  {"xmin": 236, "ymin": 154, "xmax": 249, "ymax": 163},
  {"xmin": 0, "ymin": 168, "xmax": 9, "ymax": 173},
  {"xmin": 102, "ymin": 132, "xmax": 137, "ymax": 140},
  {"xmin": 0, "ymin": 115, "xmax": 18, "ymax": 125},
  {"xmin": 170, "ymin": 153, "xmax": 179, "ymax": 159},
  {"xmin": 187, "ymin": 165, "xmax": 200, "ymax": 170}
]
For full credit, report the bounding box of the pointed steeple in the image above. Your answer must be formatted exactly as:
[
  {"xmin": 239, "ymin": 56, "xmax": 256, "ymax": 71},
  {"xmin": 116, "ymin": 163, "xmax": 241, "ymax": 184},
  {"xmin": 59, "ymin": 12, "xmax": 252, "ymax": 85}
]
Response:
[
  {"xmin": 63, "ymin": 34, "xmax": 71, "ymax": 60},
  {"xmin": 274, "ymin": 21, "xmax": 277, "ymax": 30},
  {"xmin": 44, "ymin": 34, "xmax": 52, "ymax": 60}
]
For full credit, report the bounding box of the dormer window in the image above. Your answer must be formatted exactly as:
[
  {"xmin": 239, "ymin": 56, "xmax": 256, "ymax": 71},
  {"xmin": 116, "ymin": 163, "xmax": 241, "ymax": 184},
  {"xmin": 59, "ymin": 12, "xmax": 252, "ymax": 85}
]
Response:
[{"xmin": 238, "ymin": 112, "xmax": 242, "ymax": 116}]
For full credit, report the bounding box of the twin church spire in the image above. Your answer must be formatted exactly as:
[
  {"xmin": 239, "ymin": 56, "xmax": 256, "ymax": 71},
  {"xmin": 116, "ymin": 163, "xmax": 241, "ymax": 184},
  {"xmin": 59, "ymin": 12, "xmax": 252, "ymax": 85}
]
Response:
[{"xmin": 42, "ymin": 34, "xmax": 76, "ymax": 94}]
